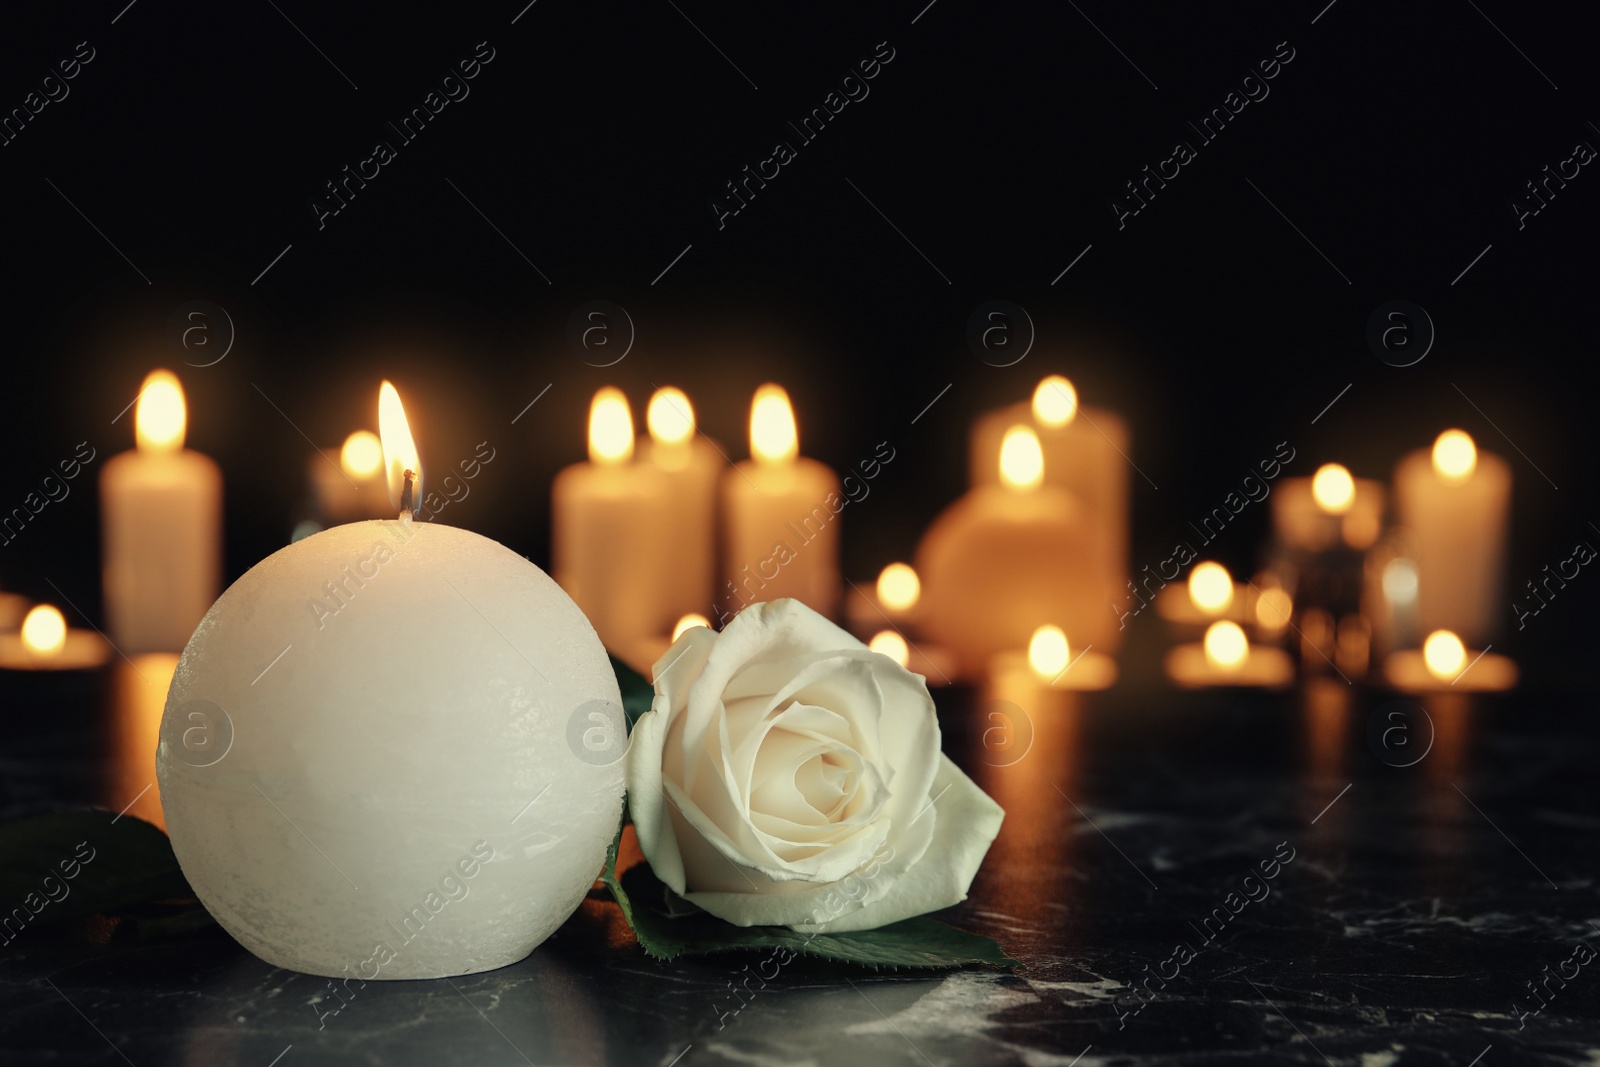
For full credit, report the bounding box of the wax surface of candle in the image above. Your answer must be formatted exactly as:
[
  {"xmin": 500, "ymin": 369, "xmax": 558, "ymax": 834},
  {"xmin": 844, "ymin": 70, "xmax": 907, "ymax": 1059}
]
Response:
[
  {"xmin": 158, "ymin": 521, "xmax": 625, "ymax": 979},
  {"xmin": 100, "ymin": 371, "xmax": 222, "ymax": 653}
]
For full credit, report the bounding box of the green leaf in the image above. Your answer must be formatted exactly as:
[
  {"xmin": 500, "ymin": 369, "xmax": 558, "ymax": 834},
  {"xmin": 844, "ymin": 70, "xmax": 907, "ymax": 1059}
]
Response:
[
  {"xmin": 613, "ymin": 858, "xmax": 1017, "ymax": 969},
  {"xmin": 609, "ymin": 653, "xmax": 654, "ymax": 729},
  {"xmin": 0, "ymin": 811, "xmax": 196, "ymax": 930},
  {"xmin": 598, "ymin": 820, "xmax": 639, "ymax": 934}
]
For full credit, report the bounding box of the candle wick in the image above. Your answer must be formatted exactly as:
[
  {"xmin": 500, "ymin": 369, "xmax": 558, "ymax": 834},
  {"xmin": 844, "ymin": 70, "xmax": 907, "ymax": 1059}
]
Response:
[{"xmin": 399, "ymin": 469, "xmax": 415, "ymax": 523}]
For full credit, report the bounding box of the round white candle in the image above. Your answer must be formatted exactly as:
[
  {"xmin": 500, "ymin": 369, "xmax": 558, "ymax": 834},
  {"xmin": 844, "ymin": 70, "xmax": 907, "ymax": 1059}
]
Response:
[
  {"xmin": 1393, "ymin": 430, "xmax": 1510, "ymax": 644},
  {"xmin": 158, "ymin": 384, "xmax": 625, "ymax": 980},
  {"xmin": 720, "ymin": 384, "xmax": 841, "ymax": 620},
  {"xmin": 552, "ymin": 388, "xmax": 669, "ymax": 652},
  {"xmin": 100, "ymin": 370, "xmax": 222, "ymax": 653}
]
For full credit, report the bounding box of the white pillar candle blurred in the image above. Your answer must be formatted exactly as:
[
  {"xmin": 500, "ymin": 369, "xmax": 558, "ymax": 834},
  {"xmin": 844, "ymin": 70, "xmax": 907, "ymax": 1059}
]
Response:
[
  {"xmin": 969, "ymin": 376, "xmax": 1129, "ymax": 622},
  {"xmin": 919, "ymin": 425, "xmax": 1113, "ymax": 677},
  {"xmin": 100, "ymin": 370, "xmax": 222, "ymax": 653},
  {"xmin": 1393, "ymin": 430, "xmax": 1510, "ymax": 644},
  {"xmin": 641, "ymin": 387, "xmax": 719, "ymax": 628},
  {"xmin": 158, "ymin": 383, "xmax": 625, "ymax": 980},
  {"xmin": 720, "ymin": 384, "xmax": 841, "ymax": 620},
  {"xmin": 552, "ymin": 388, "xmax": 668, "ymax": 652},
  {"xmin": 309, "ymin": 430, "xmax": 390, "ymax": 523}
]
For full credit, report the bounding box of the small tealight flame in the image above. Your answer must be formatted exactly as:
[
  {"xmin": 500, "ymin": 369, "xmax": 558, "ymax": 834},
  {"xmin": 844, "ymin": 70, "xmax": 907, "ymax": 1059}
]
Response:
[
  {"xmin": 1254, "ymin": 586, "xmax": 1292, "ymax": 632},
  {"xmin": 1188, "ymin": 562, "xmax": 1234, "ymax": 614},
  {"xmin": 1204, "ymin": 621, "xmax": 1248, "ymax": 671},
  {"xmin": 876, "ymin": 563, "xmax": 921, "ymax": 612},
  {"xmin": 1423, "ymin": 629, "xmax": 1466, "ymax": 680},
  {"xmin": 749, "ymin": 384, "xmax": 798, "ymax": 464},
  {"xmin": 672, "ymin": 613, "xmax": 709, "ymax": 640},
  {"xmin": 1432, "ymin": 429, "xmax": 1477, "ymax": 484},
  {"xmin": 1032, "ymin": 375, "xmax": 1078, "ymax": 428},
  {"xmin": 22, "ymin": 605, "xmax": 66, "ymax": 657},
  {"xmin": 1027, "ymin": 624, "xmax": 1069, "ymax": 680},
  {"xmin": 647, "ymin": 387, "xmax": 696, "ymax": 446},
  {"xmin": 1311, "ymin": 463, "xmax": 1355, "ymax": 515},
  {"xmin": 869, "ymin": 630, "xmax": 910, "ymax": 667},
  {"xmin": 341, "ymin": 430, "xmax": 383, "ymax": 480},
  {"xmin": 588, "ymin": 387, "xmax": 634, "ymax": 465},
  {"xmin": 135, "ymin": 370, "xmax": 186, "ymax": 453},
  {"xmin": 378, "ymin": 381, "xmax": 422, "ymax": 513},
  {"xmin": 999, "ymin": 425, "xmax": 1044, "ymax": 490}
]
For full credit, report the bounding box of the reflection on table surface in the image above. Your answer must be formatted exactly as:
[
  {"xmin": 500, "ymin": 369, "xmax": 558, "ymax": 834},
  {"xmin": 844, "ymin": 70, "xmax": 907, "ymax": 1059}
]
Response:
[{"xmin": 2, "ymin": 670, "xmax": 1596, "ymax": 1066}]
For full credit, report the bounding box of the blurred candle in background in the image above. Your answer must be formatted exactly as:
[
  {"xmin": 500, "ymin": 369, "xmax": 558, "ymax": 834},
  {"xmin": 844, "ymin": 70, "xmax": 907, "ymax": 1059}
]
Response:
[
  {"xmin": 642, "ymin": 387, "xmax": 719, "ymax": 630},
  {"xmin": 0, "ymin": 604, "xmax": 110, "ymax": 670},
  {"xmin": 1394, "ymin": 429, "xmax": 1510, "ymax": 645},
  {"xmin": 308, "ymin": 429, "xmax": 389, "ymax": 523},
  {"xmin": 105, "ymin": 653, "xmax": 181, "ymax": 829},
  {"xmin": 919, "ymin": 425, "xmax": 1113, "ymax": 677},
  {"xmin": 720, "ymin": 384, "xmax": 840, "ymax": 620},
  {"xmin": 552, "ymin": 388, "xmax": 668, "ymax": 652},
  {"xmin": 1272, "ymin": 462, "xmax": 1384, "ymax": 552},
  {"xmin": 969, "ymin": 375, "xmax": 1129, "ymax": 633},
  {"xmin": 100, "ymin": 370, "xmax": 222, "ymax": 654}
]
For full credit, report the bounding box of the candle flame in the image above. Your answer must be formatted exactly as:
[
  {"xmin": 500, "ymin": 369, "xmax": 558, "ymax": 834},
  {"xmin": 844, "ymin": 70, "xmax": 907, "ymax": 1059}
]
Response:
[
  {"xmin": 1311, "ymin": 463, "xmax": 1355, "ymax": 514},
  {"xmin": 378, "ymin": 381, "xmax": 422, "ymax": 512},
  {"xmin": 750, "ymin": 384, "xmax": 798, "ymax": 464},
  {"xmin": 876, "ymin": 563, "xmax": 921, "ymax": 612},
  {"xmin": 672, "ymin": 613, "xmax": 709, "ymax": 640},
  {"xmin": 135, "ymin": 370, "xmax": 186, "ymax": 453},
  {"xmin": 647, "ymin": 387, "xmax": 696, "ymax": 446},
  {"xmin": 1432, "ymin": 429, "xmax": 1477, "ymax": 484},
  {"xmin": 1422, "ymin": 629, "xmax": 1466, "ymax": 680},
  {"xmin": 1203, "ymin": 621, "xmax": 1248, "ymax": 671},
  {"xmin": 1027, "ymin": 624, "xmax": 1069, "ymax": 680},
  {"xmin": 869, "ymin": 630, "xmax": 910, "ymax": 668},
  {"xmin": 999, "ymin": 425, "xmax": 1044, "ymax": 489},
  {"xmin": 1188, "ymin": 561, "xmax": 1233, "ymax": 613},
  {"xmin": 1032, "ymin": 375, "xmax": 1078, "ymax": 428},
  {"xmin": 1254, "ymin": 585, "xmax": 1292, "ymax": 632},
  {"xmin": 341, "ymin": 430, "xmax": 383, "ymax": 480},
  {"xmin": 588, "ymin": 388, "xmax": 634, "ymax": 465},
  {"xmin": 22, "ymin": 605, "xmax": 66, "ymax": 657}
]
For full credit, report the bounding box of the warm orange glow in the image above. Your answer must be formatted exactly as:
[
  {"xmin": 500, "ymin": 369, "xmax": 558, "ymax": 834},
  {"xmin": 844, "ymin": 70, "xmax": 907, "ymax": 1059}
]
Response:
[
  {"xmin": 588, "ymin": 387, "xmax": 634, "ymax": 465},
  {"xmin": 672, "ymin": 613, "xmax": 709, "ymax": 640},
  {"xmin": 1432, "ymin": 429, "xmax": 1477, "ymax": 484},
  {"xmin": 647, "ymin": 387, "xmax": 695, "ymax": 446},
  {"xmin": 378, "ymin": 381, "xmax": 422, "ymax": 511},
  {"xmin": 1423, "ymin": 630, "xmax": 1466, "ymax": 680},
  {"xmin": 22, "ymin": 605, "xmax": 66, "ymax": 657},
  {"xmin": 340, "ymin": 430, "xmax": 383, "ymax": 480},
  {"xmin": 868, "ymin": 630, "xmax": 909, "ymax": 667},
  {"xmin": 1032, "ymin": 375, "xmax": 1078, "ymax": 428},
  {"xmin": 749, "ymin": 384, "xmax": 798, "ymax": 464},
  {"xmin": 1311, "ymin": 463, "xmax": 1355, "ymax": 514},
  {"xmin": 1027, "ymin": 625, "xmax": 1069, "ymax": 680},
  {"xmin": 999, "ymin": 425, "xmax": 1044, "ymax": 489},
  {"xmin": 1188, "ymin": 562, "xmax": 1233, "ymax": 613},
  {"xmin": 1204, "ymin": 621, "xmax": 1248, "ymax": 671},
  {"xmin": 135, "ymin": 370, "xmax": 186, "ymax": 452},
  {"xmin": 876, "ymin": 563, "xmax": 921, "ymax": 612},
  {"xmin": 1255, "ymin": 586, "xmax": 1292, "ymax": 632}
]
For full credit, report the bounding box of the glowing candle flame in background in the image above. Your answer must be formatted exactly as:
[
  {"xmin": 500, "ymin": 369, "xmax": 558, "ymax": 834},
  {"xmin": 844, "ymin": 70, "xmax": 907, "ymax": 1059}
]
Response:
[
  {"xmin": 999, "ymin": 425, "xmax": 1044, "ymax": 490},
  {"xmin": 876, "ymin": 563, "xmax": 921, "ymax": 612},
  {"xmin": 587, "ymin": 387, "xmax": 634, "ymax": 466},
  {"xmin": 1027, "ymin": 624, "xmax": 1069, "ymax": 680},
  {"xmin": 1188, "ymin": 562, "xmax": 1233, "ymax": 614},
  {"xmin": 647, "ymin": 387, "xmax": 696, "ymax": 446},
  {"xmin": 869, "ymin": 630, "xmax": 910, "ymax": 667},
  {"xmin": 749, "ymin": 384, "xmax": 798, "ymax": 464},
  {"xmin": 1311, "ymin": 463, "xmax": 1355, "ymax": 514},
  {"xmin": 340, "ymin": 430, "xmax": 383, "ymax": 480},
  {"xmin": 21, "ymin": 605, "xmax": 66, "ymax": 657},
  {"xmin": 1432, "ymin": 429, "xmax": 1477, "ymax": 484},
  {"xmin": 1204, "ymin": 620, "xmax": 1248, "ymax": 671},
  {"xmin": 1423, "ymin": 629, "xmax": 1466, "ymax": 680},
  {"xmin": 1031, "ymin": 376, "xmax": 1078, "ymax": 428},
  {"xmin": 672, "ymin": 613, "xmax": 709, "ymax": 640},
  {"xmin": 135, "ymin": 370, "xmax": 186, "ymax": 453}
]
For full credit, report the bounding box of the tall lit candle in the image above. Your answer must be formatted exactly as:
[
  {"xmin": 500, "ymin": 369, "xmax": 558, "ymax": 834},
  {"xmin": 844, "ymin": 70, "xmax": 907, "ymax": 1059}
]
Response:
[
  {"xmin": 100, "ymin": 370, "xmax": 222, "ymax": 653},
  {"xmin": 158, "ymin": 382, "xmax": 625, "ymax": 979},
  {"xmin": 969, "ymin": 376, "xmax": 1129, "ymax": 625},
  {"xmin": 552, "ymin": 388, "xmax": 668, "ymax": 652},
  {"xmin": 641, "ymin": 387, "xmax": 719, "ymax": 628},
  {"xmin": 918, "ymin": 425, "xmax": 1113, "ymax": 678},
  {"xmin": 1394, "ymin": 430, "xmax": 1510, "ymax": 644},
  {"xmin": 720, "ymin": 384, "xmax": 840, "ymax": 620}
]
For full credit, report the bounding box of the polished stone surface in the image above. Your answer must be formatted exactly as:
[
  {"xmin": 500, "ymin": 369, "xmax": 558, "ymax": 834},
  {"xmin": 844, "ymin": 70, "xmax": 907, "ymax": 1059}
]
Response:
[{"xmin": 2, "ymin": 660, "xmax": 1597, "ymax": 1066}]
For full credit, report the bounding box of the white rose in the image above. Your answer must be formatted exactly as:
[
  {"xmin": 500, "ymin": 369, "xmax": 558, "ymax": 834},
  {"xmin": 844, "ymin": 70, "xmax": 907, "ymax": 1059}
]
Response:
[{"xmin": 626, "ymin": 598, "xmax": 1003, "ymax": 932}]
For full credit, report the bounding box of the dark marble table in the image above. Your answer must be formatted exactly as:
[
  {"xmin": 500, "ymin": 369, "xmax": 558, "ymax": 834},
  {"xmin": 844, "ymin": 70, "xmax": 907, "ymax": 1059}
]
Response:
[{"xmin": 2, "ymin": 659, "xmax": 1596, "ymax": 1066}]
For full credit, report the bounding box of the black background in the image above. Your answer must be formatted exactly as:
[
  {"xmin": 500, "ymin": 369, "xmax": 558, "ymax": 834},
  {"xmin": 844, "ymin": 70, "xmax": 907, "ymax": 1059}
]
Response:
[{"xmin": 0, "ymin": 0, "xmax": 1593, "ymax": 687}]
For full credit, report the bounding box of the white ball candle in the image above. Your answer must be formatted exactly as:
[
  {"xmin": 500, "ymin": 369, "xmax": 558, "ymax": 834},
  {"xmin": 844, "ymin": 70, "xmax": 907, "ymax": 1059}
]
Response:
[{"xmin": 157, "ymin": 384, "xmax": 624, "ymax": 980}]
